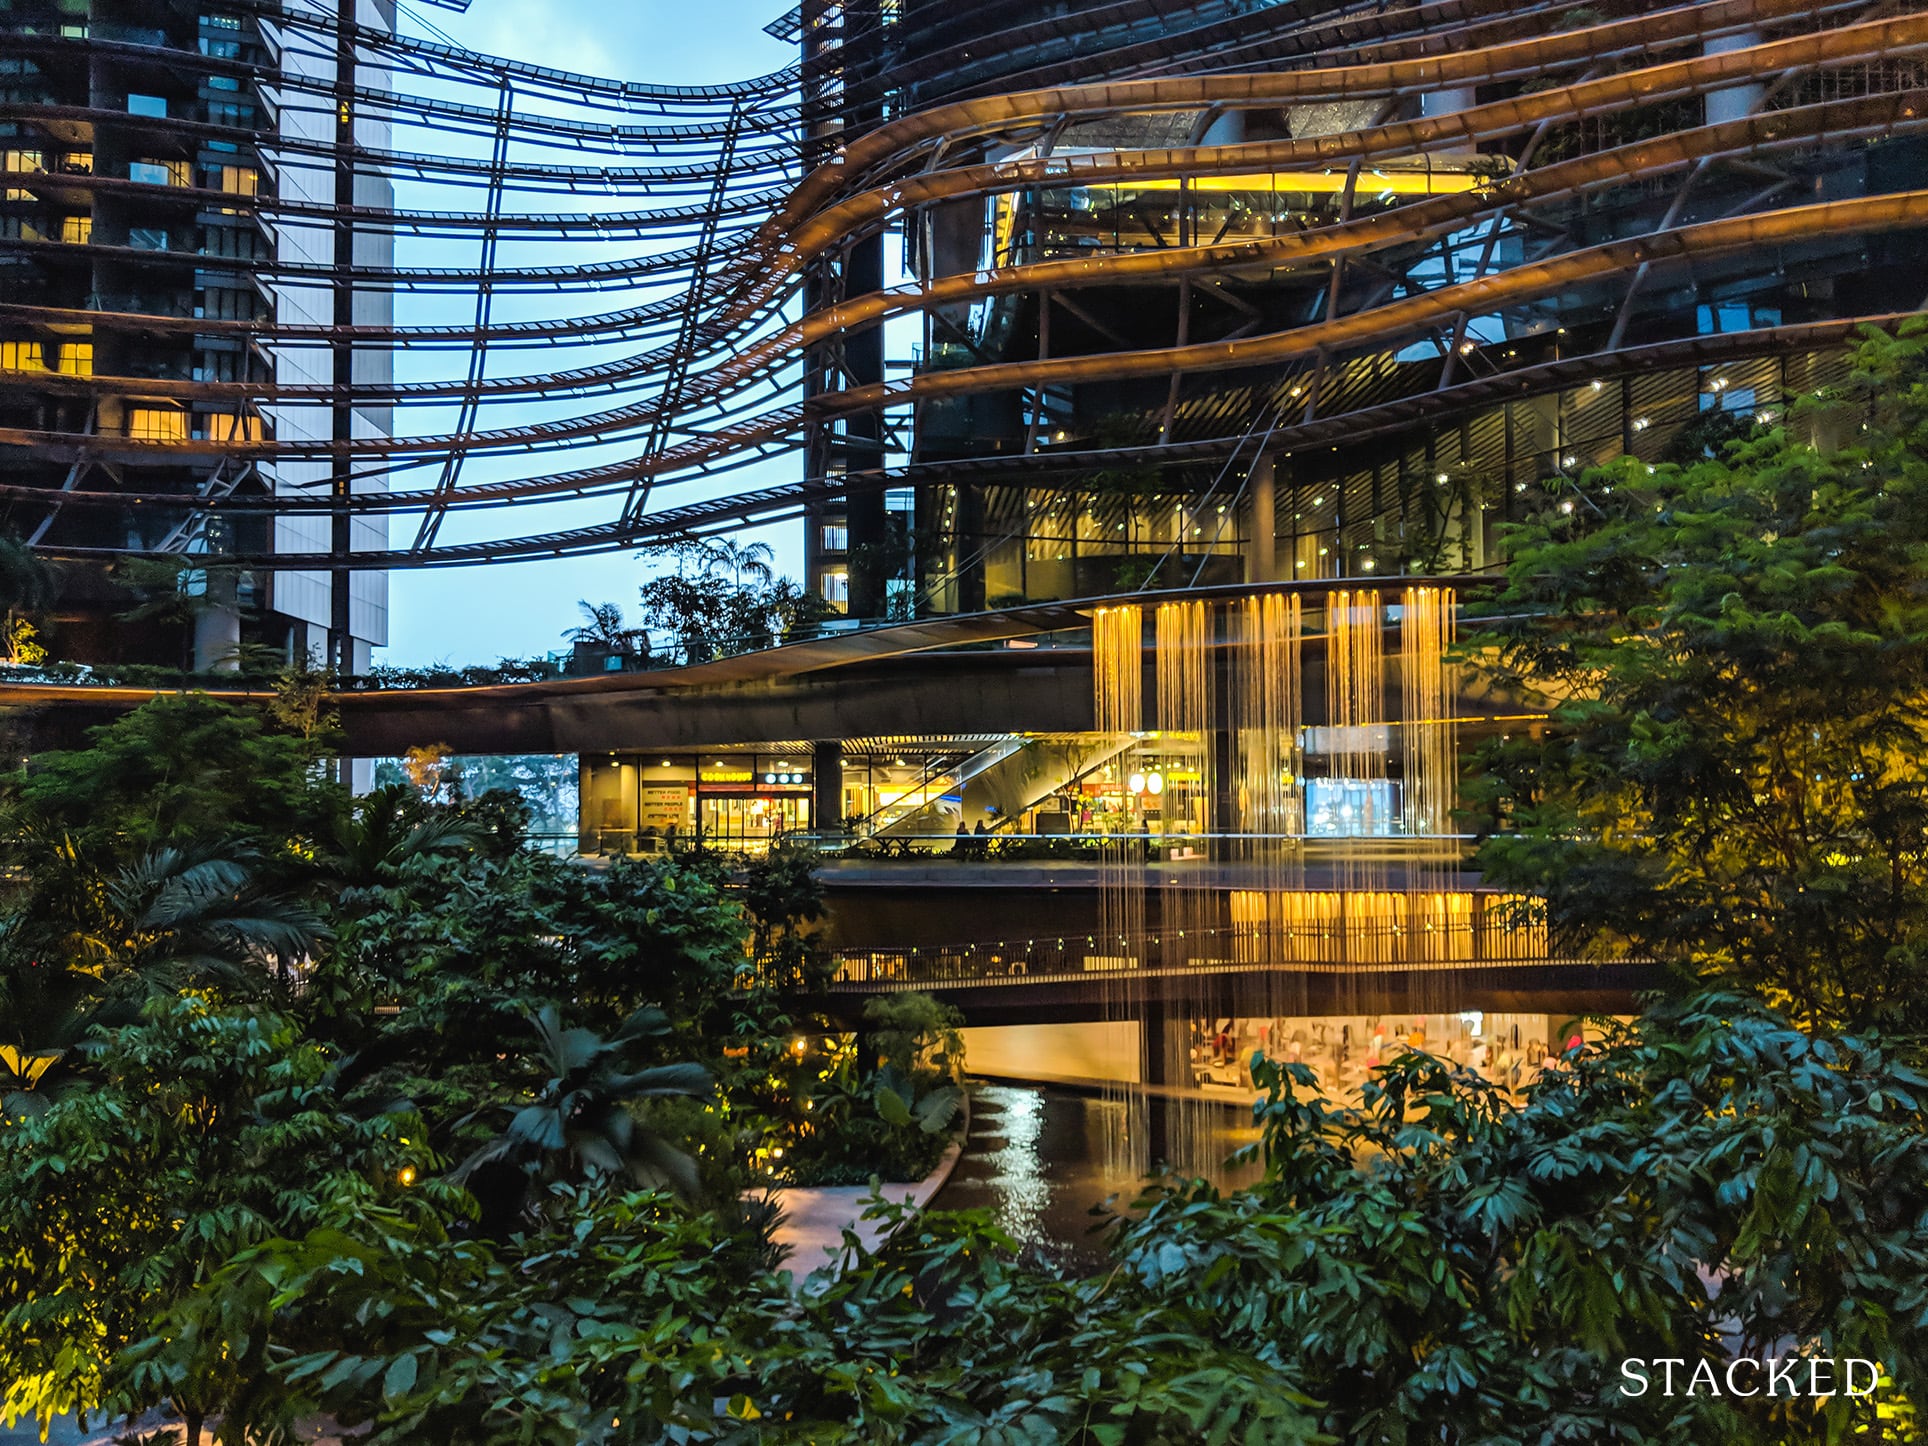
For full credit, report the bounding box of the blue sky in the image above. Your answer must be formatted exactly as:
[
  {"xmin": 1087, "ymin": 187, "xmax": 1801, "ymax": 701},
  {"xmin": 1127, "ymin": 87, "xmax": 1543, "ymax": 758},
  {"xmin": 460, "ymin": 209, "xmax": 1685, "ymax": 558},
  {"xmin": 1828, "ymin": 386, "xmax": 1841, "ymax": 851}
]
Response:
[{"xmin": 379, "ymin": 0, "xmax": 800, "ymax": 666}]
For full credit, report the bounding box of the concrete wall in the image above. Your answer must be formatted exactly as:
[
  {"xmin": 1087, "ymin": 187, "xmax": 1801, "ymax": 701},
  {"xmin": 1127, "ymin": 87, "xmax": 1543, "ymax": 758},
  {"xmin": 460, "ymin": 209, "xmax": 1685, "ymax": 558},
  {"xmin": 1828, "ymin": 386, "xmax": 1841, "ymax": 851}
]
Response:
[{"xmin": 960, "ymin": 1021, "xmax": 1142, "ymax": 1085}]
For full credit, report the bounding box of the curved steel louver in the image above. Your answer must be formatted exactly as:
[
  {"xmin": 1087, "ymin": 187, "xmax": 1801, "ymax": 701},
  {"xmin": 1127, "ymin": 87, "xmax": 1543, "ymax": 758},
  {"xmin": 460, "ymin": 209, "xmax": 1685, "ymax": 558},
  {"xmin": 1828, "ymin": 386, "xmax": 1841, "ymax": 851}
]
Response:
[{"xmin": 0, "ymin": 0, "xmax": 1921, "ymax": 576}]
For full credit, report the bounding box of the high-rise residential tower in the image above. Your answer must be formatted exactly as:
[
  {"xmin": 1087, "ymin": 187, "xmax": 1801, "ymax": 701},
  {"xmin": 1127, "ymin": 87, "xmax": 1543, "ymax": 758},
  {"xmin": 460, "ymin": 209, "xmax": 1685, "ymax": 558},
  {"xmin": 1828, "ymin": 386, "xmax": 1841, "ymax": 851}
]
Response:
[{"xmin": 0, "ymin": 0, "xmax": 387, "ymax": 669}]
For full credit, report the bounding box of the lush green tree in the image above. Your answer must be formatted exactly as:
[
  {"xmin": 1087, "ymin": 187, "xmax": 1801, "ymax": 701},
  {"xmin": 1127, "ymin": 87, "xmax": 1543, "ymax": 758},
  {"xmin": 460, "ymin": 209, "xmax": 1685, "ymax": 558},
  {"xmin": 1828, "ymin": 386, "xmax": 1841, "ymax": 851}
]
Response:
[
  {"xmin": 127, "ymin": 1185, "xmax": 780, "ymax": 1446},
  {"xmin": 323, "ymin": 783, "xmax": 479, "ymax": 898},
  {"xmin": 7, "ymin": 694, "xmax": 341, "ymax": 864},
  {"xmin": 0, "ymin": 994, "xmax": 428, "ymax": 1444},
  {"xmin": 313, "ymin": 850, "xmax": 745, "ymax": 1031},
  {"xmin": 778, "ymin": 993, "xmax": 965, "ymax": 1188},
  {"xmin": 739, "ymin": 845, "xmax": 828, "ymax": 989},
  {"xmin": 636, "ymin": 539, "xmax": 829, "ymax": 664},
  {"xmin": 0, "ymin": 534, "xmax": 57, "ymax": 666},
  {"xmin": 267, "ymin": 658, "xmax": 340, "ymax": 742},
  {"xmin": 449, "ymin": 1003, "xmax": 713, "ymax": 1233},
  {"xmin": 1472, "ymin": 320, "xmax": 1928, "ymax": 1031},
  {"xmin": 0, "ymin": 847, "xmax": 322, "ymax": 1116},
  {"xmin": 566, "ymin": 599, "xmax": 653, "ymax": 658},
  {"xmin": 110, "ymin": 989, "xmax": 1926, "ymax": 1445}
]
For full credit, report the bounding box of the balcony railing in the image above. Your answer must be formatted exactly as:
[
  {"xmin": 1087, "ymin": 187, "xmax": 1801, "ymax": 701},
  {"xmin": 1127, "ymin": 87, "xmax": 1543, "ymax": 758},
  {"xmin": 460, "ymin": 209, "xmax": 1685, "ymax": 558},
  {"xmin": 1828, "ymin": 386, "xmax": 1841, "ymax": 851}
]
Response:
[{"xmin": 827, "ymin": 915, "xmax": 1570, "ymax": 991}]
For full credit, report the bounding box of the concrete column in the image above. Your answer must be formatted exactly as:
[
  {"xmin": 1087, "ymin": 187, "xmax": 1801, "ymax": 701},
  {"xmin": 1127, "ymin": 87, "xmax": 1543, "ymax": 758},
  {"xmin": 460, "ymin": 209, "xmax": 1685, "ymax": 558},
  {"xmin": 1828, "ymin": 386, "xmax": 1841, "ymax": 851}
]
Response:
[
  {"xmin": 812, "ymin": 739, "xmax": 843, "ymax": 838},
  {"xmin": 1139, "ymin": 1001, "xmax": 1190, "ymax": 1088},
  {"xmin": 192, "ymin": 570, "xmax": 240, "ymax": 673},
  {"xmin": 1703, "ymin": 31, "xmax": 1765, "ymax": 126},
  {"xmin": 1247, "ymin": 451, "xmax": 1276, "ymax": 584}
]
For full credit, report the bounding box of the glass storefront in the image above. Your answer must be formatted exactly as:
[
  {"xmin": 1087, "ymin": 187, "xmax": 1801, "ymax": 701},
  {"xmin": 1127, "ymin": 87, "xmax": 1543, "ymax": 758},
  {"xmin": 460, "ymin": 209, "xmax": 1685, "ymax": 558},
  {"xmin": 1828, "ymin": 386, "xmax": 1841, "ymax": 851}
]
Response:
[
  {"xmin": 577, "ymin": 723, "xmax": 1477, "ymax": 851},
  {"xmin": 579, "ymin": 753, "xmax": 812, "ymax": 855}
]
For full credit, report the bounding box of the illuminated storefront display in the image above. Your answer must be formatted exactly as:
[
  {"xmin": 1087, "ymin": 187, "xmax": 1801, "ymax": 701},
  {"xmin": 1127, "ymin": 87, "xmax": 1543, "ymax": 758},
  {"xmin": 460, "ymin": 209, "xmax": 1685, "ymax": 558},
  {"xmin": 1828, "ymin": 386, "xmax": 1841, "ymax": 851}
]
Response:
[
  {"xmin": 579, "ymin": 754, "xmax": 814, "ymax": 854},
  {"xmin": 1188, "ymin": 1011, "xmax": 1622, "ymax": 1099}
]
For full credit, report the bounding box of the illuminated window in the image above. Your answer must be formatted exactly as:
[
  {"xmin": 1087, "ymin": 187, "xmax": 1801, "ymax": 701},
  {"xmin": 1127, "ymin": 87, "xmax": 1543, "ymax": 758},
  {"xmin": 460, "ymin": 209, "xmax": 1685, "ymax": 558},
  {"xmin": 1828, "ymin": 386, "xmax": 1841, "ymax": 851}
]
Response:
[
  {"xmin": 213, "ymin": 165, "xmax": 257, "ymax": 197},
  {"xmin": 203, "ymin": 412, "xmax": 262, "ymax": 442},
  {"xmin": 61, "ymin": 152, "xmax": 92, "ymax": 174},
  {"xmin": 2, "ymin": 151, "xmax": 44, "ymax": 175},
  {"xmin": 0, "ymin": 342, "xmax": 44, "ymax": 371},
  {"xmin": 819, "ymin": 570, "xmax": 849, "ymax": 606},
  {"xmin": 126, "ymin": 407, "xmax": 187, "ymax": 441},
  {"xmin": 54, "ymin": 343, "xmax": 92, "ymax": 377},
  {"xmin": 59, "ymin": 214, "xmax": 90, "ymax": 244}
]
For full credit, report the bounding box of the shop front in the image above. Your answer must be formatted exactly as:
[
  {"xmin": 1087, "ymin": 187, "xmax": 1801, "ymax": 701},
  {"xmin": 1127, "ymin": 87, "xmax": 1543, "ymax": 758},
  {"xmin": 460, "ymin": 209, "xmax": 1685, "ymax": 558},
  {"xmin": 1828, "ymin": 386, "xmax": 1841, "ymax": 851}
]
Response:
[{"xmin": 579, "ymin": 752, "xmax": 814, "ymax": 854}]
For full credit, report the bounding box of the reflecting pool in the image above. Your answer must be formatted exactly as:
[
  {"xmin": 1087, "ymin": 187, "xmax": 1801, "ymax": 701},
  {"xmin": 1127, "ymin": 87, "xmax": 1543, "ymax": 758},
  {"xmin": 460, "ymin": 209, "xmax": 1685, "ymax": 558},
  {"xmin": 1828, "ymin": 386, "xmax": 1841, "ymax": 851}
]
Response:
[{"xmin": 935, "ymin": 1082, "xmax": 1263, "ymax": 1272}]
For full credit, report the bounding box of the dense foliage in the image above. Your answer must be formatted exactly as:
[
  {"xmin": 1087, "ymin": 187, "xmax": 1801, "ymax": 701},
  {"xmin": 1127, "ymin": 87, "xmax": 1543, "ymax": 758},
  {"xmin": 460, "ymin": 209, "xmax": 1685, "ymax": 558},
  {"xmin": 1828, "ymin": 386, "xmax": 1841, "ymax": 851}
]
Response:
[
  {"xmin": 629, "ymin": 537, "xmax": 831, "ymax": 666},
  {"xmin": 8, "ymin": 325, "xmax": 1928, "ymax": 1441},
  {"xmin": 1473, "ymin": 321, "xmax": 1928, "ymax": 1033},
  {"xmin": 25, "ymin": 992, "xmax": 1924, "ymax": 1445},
  {"xmin": 0, "ymin": 700, "xmax": 956, "ymax": 1441}
]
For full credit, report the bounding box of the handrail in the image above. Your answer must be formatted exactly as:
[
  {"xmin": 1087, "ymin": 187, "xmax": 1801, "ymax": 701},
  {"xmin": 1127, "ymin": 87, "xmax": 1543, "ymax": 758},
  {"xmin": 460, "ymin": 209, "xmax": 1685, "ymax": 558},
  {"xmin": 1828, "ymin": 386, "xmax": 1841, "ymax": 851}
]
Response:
[{"xmin": 824, "ymin": 917, "xmax": 1569, "ymax": 989}]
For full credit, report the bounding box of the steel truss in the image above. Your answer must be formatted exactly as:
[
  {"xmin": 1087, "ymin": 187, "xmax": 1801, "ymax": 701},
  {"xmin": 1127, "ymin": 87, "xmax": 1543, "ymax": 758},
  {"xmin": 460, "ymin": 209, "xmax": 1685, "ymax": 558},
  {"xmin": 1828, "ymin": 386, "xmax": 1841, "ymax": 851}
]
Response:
[{"xmin": 0, "ymin": 0, "xmax": 1922, "ymax": 577}]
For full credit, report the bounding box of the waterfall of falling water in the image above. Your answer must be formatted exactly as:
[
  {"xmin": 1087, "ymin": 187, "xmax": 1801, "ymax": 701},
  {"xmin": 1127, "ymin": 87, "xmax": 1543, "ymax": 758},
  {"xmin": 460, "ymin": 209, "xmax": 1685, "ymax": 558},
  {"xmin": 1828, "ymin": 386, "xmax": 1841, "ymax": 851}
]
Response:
[
  {"xmin": 1229, "ymin": 593, "xmax": 1308, "ymax": 1067},
  {"xmin": 1154, "ymin": 598, "xmax": 1213, "ymax": 942},
  {"xmin": 1154, "ymin": 599, "xmax": 1216, "ymax": 1177},
  {"xmin": 1326, "ymin": 588, "xmax": 1388, "ymax": 1018},
  {"xmin": 1401, "ymin": 585, "xmax": 1464, "ymax": 1015},
  {"xmin": 1091, "ymin": 605, "xmax": 1147, "ymax": 1177}
]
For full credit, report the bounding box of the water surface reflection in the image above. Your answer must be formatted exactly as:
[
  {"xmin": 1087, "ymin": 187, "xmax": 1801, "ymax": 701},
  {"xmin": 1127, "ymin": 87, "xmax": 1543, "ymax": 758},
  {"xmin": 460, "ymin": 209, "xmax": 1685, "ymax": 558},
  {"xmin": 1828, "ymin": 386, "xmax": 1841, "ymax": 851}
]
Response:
[{"xmin": 937, "ymin": 1082, "xmax": 1262, "ymax": 1272}]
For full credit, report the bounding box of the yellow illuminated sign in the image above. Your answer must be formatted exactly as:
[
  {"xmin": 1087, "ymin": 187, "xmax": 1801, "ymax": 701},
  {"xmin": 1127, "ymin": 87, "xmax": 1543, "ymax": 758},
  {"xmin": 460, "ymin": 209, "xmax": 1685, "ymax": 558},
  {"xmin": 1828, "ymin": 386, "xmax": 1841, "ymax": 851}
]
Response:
[{"xmin": 1118, "ymin": 170, "xmax": 1488, "ymax": 196}]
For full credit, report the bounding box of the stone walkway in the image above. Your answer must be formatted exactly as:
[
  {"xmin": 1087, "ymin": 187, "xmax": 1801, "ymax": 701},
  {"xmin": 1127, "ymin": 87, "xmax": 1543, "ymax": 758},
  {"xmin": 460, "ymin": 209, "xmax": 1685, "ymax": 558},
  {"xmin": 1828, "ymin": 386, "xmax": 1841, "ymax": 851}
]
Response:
[{"xmin": 759, "ymin": 1131, "xmax": 966, "ymax": 1290}]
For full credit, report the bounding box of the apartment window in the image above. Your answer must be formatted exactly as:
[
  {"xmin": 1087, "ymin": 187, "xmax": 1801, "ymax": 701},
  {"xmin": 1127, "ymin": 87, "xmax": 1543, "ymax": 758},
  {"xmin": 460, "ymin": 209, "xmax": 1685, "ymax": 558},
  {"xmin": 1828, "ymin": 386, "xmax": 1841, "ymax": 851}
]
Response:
[
  {"xmin": 202, "ymin": 412, "xmax": 262, "ymax": 442},
  {"xmin": 128, "ymin": 159, "xmax": 189, "ymax": 187},
  {"xmin": 61, "ymin": 151, "xmax": 92, "ymax": 174},
  {"xmin": 54, "ymin": 342, "xmax": 92, "ymax": 377},
  {"xmin": 819, "ymin": 570, "xmax": 850, "ymax": 606},
  {"xmin": 2, "ymin": 150, "xmax": 44, "ymax": 175},
  {"xmin": 60, "ymin": 214, "xmax": 90, "ymax": 244},
  {"xmin": 128, "ymin": 226, "xmax": 168, "ymax": 251},
  {"xmin": 194, "ymin": 350, "xmax": 243, "ymax": 383},
  {"xmin": 201, "ymin": 225, "xmax": 258, "ymax": 259},
  {"xmin": 127, "ymin": 94, "xmax": 166, "ymax": 118},
  {"xmin": 198, "ymin": 287, "xmax": 254, "ymax": 322},
  {"xmin": 820, "ymin": 524, "xmax": 849, "ymax": 552},
  {"xmin": 126, "ymin": 407, "xmax": 187, "ymax": 441},
  {"xmin": 211, "ymin": 165, "xmax": 257, "ymax": 197},
  {"xmin": 0, "ymin": 341, "xmax": 44, "ymax": 371}
]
